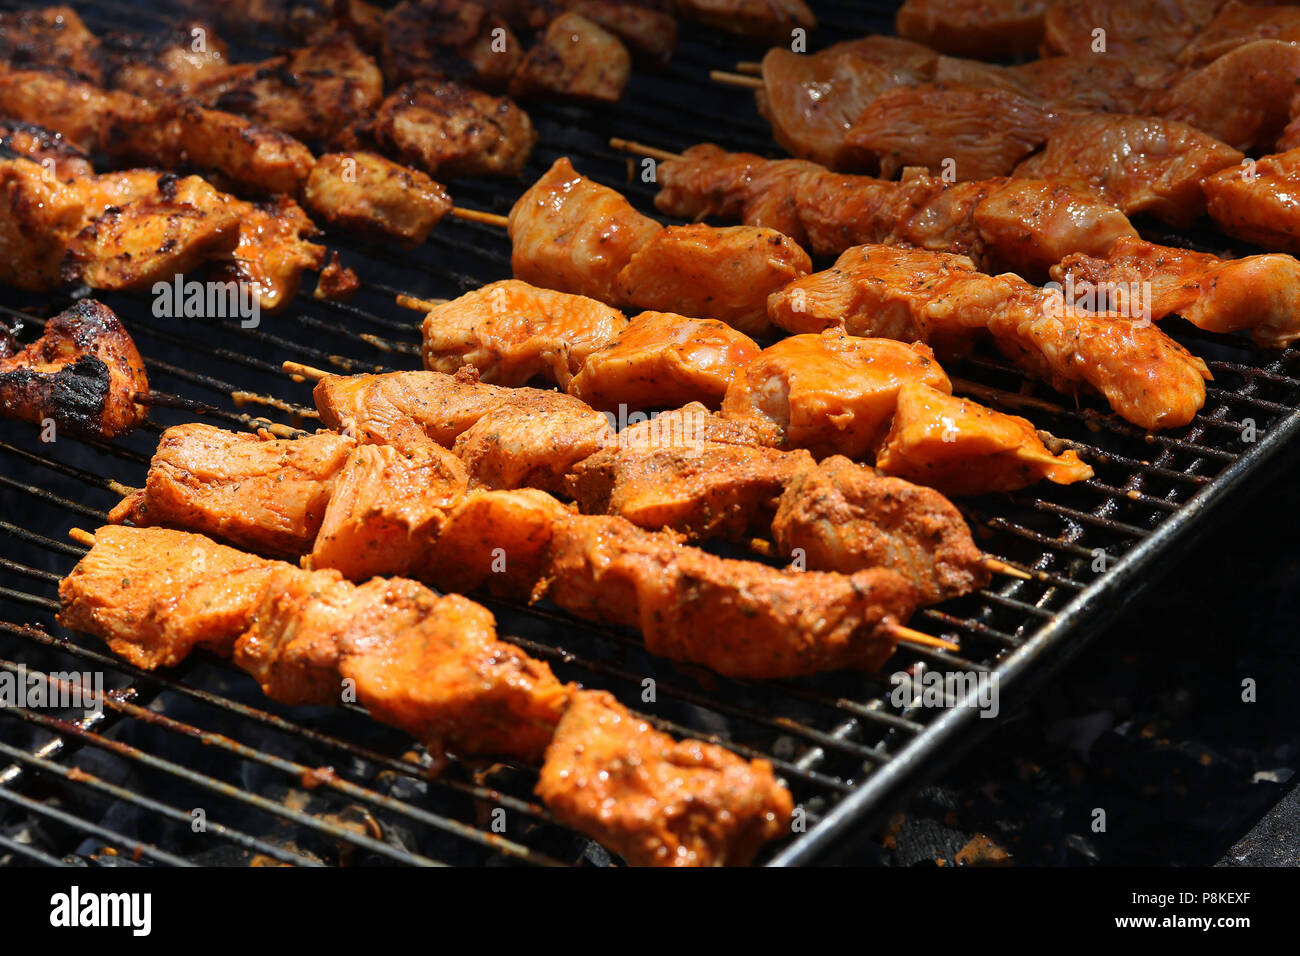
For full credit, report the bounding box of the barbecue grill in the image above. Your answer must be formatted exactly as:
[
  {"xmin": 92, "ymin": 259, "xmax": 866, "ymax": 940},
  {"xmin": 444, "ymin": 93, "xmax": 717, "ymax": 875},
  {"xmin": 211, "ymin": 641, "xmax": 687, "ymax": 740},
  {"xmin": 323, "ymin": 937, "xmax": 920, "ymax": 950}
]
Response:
[{"xmin": 3, "ymin": 0, "xmax": 1300, "ymax": 868}]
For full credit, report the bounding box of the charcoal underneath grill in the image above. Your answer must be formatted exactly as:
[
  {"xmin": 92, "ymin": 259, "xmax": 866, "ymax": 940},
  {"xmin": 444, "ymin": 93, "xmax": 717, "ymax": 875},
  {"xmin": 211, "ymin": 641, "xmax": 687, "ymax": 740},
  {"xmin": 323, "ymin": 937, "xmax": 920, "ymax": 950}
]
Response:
[{"xmin": 3, "ymin": 0, "xmax": 1300, "ymax": 866}]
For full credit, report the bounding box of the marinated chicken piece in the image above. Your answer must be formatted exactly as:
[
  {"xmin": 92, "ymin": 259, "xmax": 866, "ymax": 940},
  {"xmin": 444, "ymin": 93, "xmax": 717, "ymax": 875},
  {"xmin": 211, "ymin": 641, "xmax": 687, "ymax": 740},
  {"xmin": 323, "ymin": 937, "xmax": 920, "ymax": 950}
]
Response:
[
  {"xmin": 63, "ymin": 174, "xmax": 243, "ymax": 291},
  {"xmin": 0, "ymin": 68, "xmax": 146, "ymax": 155},
  {"xmin": 1040, "ymin": 0, "xmax": 1223, "ymax": 58},
  {"xmin": 877, "ymin": 384, "xmax": 1093, "ymax": 496},
  {"xmin": 770, "ymin": 455, "xmax": 991, "ymax": 604},
  {"xmin": 1013, "ymin": 114, "xmax": 1243, "ymax": 227},
  {"xmin": 846, "ymin": 83, "xmax": 1062, "ymax": 181},
  {"xmin": 0, "ymin": 6, "xmax": 101, "ymax": 82},
  {"xmin": 509, "ymin": 12, "xmax": 631, "ymax": 103},
  {"xmin": 509, "ymin": 157, "xmax": 663, "ymax": 303},
  {"xmin": 1179, "ymin": 0, "xmax": 1300, "ymax": 64},
  {"xmin": 0, "ymin": 158, "xmax": 86, "ymax": 291},
  {"xmin": 721, "ymin": 333, "xmax": 954, "ymax": 459},
  {"xmin": 675, "ymin": 0, "xmax": 816, "ymax": 43},
  {"xmin": 421, "ymin": 280, "xmax": 628, "ymax": 387},
  {"xmin": 614, "ymin": 225, "xmax": 810, "ymax": 337},
  {"xmin": 100, "ymin": 21, "xmax": 231, "ymax": 98},
  {"xmin": 1009, "ymin": 53, "xmax": 1177, "ymax": 114},
  {"xmin": 543, "ymin": 512, "xmax": 919, "ymax": 678},
  {"xmin": 1202, "ymin": 149, "xmax": 1300, "ymax": 254},
  {"xmin": 304, "ymin": 152, "xmax": 452, "ymax": 245},
  {"xmin": 1156, "ymin": 40, "xmax": 1300, "ymax": 152},
  {"xmin": 208, "ymin": 196, "xmax": 326, "ymax": 313},
  {"xmin": 310, "ymin": 444, "xmax": 470, "ymax": 579},
  {"xmin": 314, "ymin": 251, "xmax": 361, "ymax": 302},
  {"xmin": 57, "ymin": 526, "xmax": 286, "ymax": 669},
  {"xmin": 381, "ymin": 0, "xmax": 524, "ymax": 91},
  {"xmin": 768, "ymin": 245, "xmax": 1211, "ymax": 431},
  {"xmin": 196, "ymin": 32, "xmax": 383, "ymax": 144},
  {"xmin": 172, "ymin": 103, "xmax": 317, "ymax": 196},
  {"xmin": 361, "ymin": 80, "xmax": 537, "ymax": 179},
  {"xmin": 565, "ymin": 1, "xmax": 676, "ymax": 65},
  {"xmin": 537, "ymin": 690, "xmax": 793, "ymax": 867},
  {"xmin": 109, "ymin": 424, "xmax": 355, "ymax": 557},
  {"xmin": 0, "ymin": 120, "xmax": 93, "ymax": 179},
  {"xmin": 896, "ymin": 0, "xmax": 1050, "ymax": 59},
  {"xmin": 756, "ymin": 39, "xmax": 938, "ymax": 170},
  {"xmin": 1052, "ymin": 235, "xmax": 1300, "ymax": 348},
  {"xmin": 567, "ymin": 311, "xmax": 759, "ymax": 411},
  {"xmin": 0, "ymin": 300, "xmax": 148, "ymax": 439}
]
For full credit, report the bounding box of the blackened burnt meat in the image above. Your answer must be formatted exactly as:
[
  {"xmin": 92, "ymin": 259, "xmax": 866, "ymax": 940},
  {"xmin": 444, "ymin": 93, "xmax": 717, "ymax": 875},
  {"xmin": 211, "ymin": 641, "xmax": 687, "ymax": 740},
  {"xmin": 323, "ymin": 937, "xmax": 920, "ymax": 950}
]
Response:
[
  {"xmin": 381, "ymin": 0, "xmax": 524, "ymax": 91},
  {"xmin": 0, "ymin": 299, "xmax": 149, "ymax": 439}
]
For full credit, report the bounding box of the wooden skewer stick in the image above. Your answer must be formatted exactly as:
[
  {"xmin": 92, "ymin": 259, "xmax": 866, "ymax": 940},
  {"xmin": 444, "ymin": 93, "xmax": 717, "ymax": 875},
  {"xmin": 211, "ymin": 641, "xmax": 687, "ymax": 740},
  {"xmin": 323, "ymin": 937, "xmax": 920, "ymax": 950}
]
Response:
[
  {"xmin": 450, "ymin": 207, "xmax": 511, "ymax": 229},
  {"xmin": 890, "ymin": 625, "xmax": 959, "ymax": 652},
  {"xmin": 735, "ymin": 61, "xmax": 762, "ymax": 75},
  {"xmin": 106, "ymin": 480, "xmax": 138, "ymax": 498},
  {"xmin": 282, "ymin": 360, "xmax": 331, "ymax": 382},
  {"xmin": 608, "ymin": 137, "xmax": 682, "ymax": 163},
  {"xmin": 983, "ymin": 557, "xmax": 1032, "ymax": 580},
  {"xmin": 396, "ymin": 293, "xmax": 448, "ymax": 313},
  {"xmin": 69, "ymin": 527, "xmax": 96, "ymax": 547},
  {"xmin": 710, "ymin": 69, "xmax": 764, "ymax": 89}
]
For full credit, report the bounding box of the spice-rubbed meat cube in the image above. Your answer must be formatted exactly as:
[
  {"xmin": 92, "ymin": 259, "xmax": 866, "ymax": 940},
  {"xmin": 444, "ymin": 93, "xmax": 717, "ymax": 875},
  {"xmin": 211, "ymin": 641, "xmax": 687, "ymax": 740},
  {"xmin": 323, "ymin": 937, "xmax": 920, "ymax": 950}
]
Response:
[
  {"xmin": 304, "ymin": 152, "xmax": 452, "ymax": 245},
  {"xmin": 100, "ymin": 21, "xmax": 231, "ymax": 98},
  {"xmin": 509, "ymin": 12, "xmax": 631, "ymax": 103},
  {"xmin": 171, "ymin": 103, "xmax": 316, "ymax": 196},
  {"xmin": 381, "ymin": 0, "xmax": 524, "ymax": 91},
  {"xmin": 0, "ymin": 6, "xmax": 102, "ymax": 82},
  {"xmin": 0, "ymin": 158, "xmax": 86, "ymax": 291},
  {"xmin": 209, "ymin": 196, "xmax": 326, "ymax": 313},
  {"xmin": 537, "ymin": 690, "xmax": 793, "ymax": 866},
  {"xmin": 565, "ymin": 1, "xmax": 676, "ymax": 65}
]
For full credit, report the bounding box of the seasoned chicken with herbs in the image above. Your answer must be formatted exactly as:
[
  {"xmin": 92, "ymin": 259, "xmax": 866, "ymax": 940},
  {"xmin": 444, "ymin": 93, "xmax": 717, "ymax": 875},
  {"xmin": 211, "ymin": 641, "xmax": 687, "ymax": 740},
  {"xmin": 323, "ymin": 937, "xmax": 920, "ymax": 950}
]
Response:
[
  {"xmin": 304, "ymin": 151, "xmax": 452, "ymax": 245},
  {"xmin": 100, "ymin": 20, "xmax": 231, "ymax": 98},
  {"xmin": 1202, "ymin": 148, "xmax": 1300, "ymax": 255}
]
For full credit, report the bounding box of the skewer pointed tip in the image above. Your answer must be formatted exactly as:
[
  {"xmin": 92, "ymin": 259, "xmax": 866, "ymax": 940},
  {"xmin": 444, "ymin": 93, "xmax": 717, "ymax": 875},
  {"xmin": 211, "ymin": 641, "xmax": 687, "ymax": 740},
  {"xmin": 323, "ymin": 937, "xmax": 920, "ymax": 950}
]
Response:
[
  {"xmin": 450, "ymin": 206, "xmax": 511, "ymax": 229},
  {"xmin": 608, "ymin": 138, "xmax": 683, "ymax": 163},
  {"xmin": 282, "ymin": 360, "xmax": 330, "ymax": 382},
  {"xmin": 68, "ymin": 528, "xmax": 96, "ymax": 547},
  {"xmin": 890, "ymin": 624, "xmax": 959, "ymax": 653},
  {"xmin": 983, "ymin": 557, "xmax": 1033, "ymax": 580},
  {"xmin": 710, "ymin": 69, "xmax": 764, "ymax": 89}
]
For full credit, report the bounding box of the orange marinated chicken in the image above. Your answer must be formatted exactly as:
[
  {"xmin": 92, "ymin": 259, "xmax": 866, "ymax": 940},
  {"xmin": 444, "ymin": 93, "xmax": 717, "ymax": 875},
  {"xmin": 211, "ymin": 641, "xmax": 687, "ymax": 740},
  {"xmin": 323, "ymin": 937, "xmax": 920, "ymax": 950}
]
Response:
[
  {"xmin": 677, "ymin": 0, "xmax": 814, "ymax": 41},
  {"xmin": 876, "ymin": 383, "xmax": 1093, "ymax": 495},
  {"xmin": 768, "ymin": 245, "xmax": 1210, "ymax": 431},
  {"xmin": 1040, "ymin": 0, "xmax": 1222, "ymax": 58},
  {"xmin": 1014, "ymin": 114, "xmax": 1243, "ymax": 227},
  {"xmin": 356, "ymin": 79, "xmax": 537, "ymax": 179},
  {"xmin": 211, "ymin": 196, "xmax": 326, "ymax": 312},
  {"xmin": 0, "ymin": 68, "xmax": 145, "ymax": 155},
  {"xmin": 0, "ymin": 6, "xmax": 102, "ymax": 82},
  {"xmin": 0, "ymin": 158, "xmax": 87, "ymax": 291},
  {"xmin": 0, "ymin": 300, "xmax": 148, "ymax": 439},
  {"xmin": 1009, "ymin": 53, "xmax": 1176, "ymax": 114},
  {"xmin": 0, "ymin": 119, "xmax": 93, "ymax": 179},
  {"xmin": 565, "ymin": 1, "xmax": 676, "ymax": 65},
  {"xmin": 109, "ymin": 424, "xmax": 357, "ymax": 557},
  {"xmin": 304, "ymin": 151, "xmax": 452, "ymax": 245},
  {"xmin": 537, "ymin": 690, "xmax": 793, "ymax": 867},
  {"xmin": 170, "ymin": 102, "xmax": 317, "ymax": 196},
  {"xmin": 381, "ymin": 0, "xmax": 524, "ymax": 91},
  {"xmin": 846, "ymin": 82, "xmax": 1062, "ymax": 180},
  {"xmin": 509, "ymin": 12, "xmax": 631, "ymax": 103},
  {"xmin": 1178, "ymin": 0, "xmax": 1300, "ymax": 64},
  {"xmin": 63, "ymin": 174, "xmax": 243, "ymax": 291},
  {"xmin": 896, "ymin": 0, "xmax": 1050, "ymax": 59},
  {"xmin": 721, "ymin": 332, "xmax": 953, "ymax": 459},
  {"xmin": 614, "ymin": 225, "xmax": 810, "ymax": 337},
  {"xmin": 1202, "ymin": 149, "xmax": 1300, "ymax": 254},
  {"xmin": 100, "ymin": 20, "xmax": 232, "ymax": 98},
  {"xmin": 1051, "ymin": 235, "xmax": 1300, "ymax": 348},
  {"xmin": 567, "ymin": 311, "xmax": 760, "ymax": 411},
  {"xmin": 509, "ymin": 157, "xmax": 663, "ymax": 303},
  {"xmin": 421, "ymin": 280, "xmax": 629, "ymax": 387}
]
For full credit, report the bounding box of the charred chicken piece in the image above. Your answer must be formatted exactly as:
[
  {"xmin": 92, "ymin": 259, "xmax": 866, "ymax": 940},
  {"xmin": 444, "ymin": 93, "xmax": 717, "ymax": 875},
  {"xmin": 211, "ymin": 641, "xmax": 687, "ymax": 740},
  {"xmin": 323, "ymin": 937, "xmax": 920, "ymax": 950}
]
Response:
[
  {"xmin": 0, "ymin": 300, "xmax": 148, "ymax": 440},
  {"xmin": 537, "ymin": 689, "xmax": 792, "ymax": 867},
  {"xmin": 0, "ymin": 119, "xmax": 93, "ymax": 179},
  {"xmin": 211, "ymin": 196, "xmax": 326, "ymax": 313},
  {"xmin": 304, "ymin": 151, "xmax": 452, "ymax": 245},
  {"xmin": 100, "ymin": 21, "xmax": 231, "ymax": 98},
  {"xmin": 0, "ymin": 157, "xmax": 87, "ymax": 291},
  {"xmin": 509, "ymin": 12, "xmax": 631, "ymax": 103},
  {"xmin": 565, "ymin": 1, "xmax": 676, "ymax": 65},
  {"xmin": 421, "ymin": 279, "xmax": 629, "ymax": 387},
  {"xmin": 0, "ymin": 6, "xmax": 102, "ymax": 82},
  {"xmin": 0, "ymin": 67, "xmax": 145, "ymax": 155},
  {"xmin": 381, "ymin": 0, "xmax": 524, "ymax": 91},
  {"xmin": 170, "ymin": 102, "xmax": 318, "ymax": 196}
]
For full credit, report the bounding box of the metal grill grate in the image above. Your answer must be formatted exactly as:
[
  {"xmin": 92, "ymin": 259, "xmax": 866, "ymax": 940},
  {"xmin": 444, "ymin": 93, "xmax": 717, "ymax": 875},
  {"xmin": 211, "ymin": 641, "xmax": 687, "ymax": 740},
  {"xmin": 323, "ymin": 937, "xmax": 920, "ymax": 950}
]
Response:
[{"xmin": 3, "ymin": 0, "xmax": 1300, "ymax": 866}]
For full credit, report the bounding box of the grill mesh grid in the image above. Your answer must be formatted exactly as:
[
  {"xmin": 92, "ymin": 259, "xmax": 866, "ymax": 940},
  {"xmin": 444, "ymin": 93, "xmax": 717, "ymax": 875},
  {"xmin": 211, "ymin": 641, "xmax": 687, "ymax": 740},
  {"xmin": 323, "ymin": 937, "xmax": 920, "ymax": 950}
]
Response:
[{"xmin": 3, "ymin": 0, "xmax": 1300, "ymax": 866}]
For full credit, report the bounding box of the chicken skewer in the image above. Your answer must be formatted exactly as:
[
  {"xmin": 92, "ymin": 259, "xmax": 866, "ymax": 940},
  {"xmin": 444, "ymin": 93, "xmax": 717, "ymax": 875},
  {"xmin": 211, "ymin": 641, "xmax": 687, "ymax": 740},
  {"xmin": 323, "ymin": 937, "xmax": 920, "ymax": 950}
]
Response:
[{"xmin": 60, "ymin": 524, "xmax": 794, "ymax": 867}]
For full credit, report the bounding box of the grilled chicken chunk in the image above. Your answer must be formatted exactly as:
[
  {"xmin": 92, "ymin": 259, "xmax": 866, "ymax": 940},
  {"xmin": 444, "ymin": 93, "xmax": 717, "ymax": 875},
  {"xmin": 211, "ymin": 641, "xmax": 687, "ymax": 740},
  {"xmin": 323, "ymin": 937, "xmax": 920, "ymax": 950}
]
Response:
[
  {"xmin": 0, "ymin": 6, "xmax": 101, "ymax": 82},
  {"xmin": 63, "ymin": 174, "xmax": 243, "ymax": 291},
  {"xmin": 0, "ymin": 119, "xmax": 93, "ymax": 179},
  {"xmin": 0, "ymin": 300, "xmax": 148, "ymax": 439},
  {"xmin": 1180, "ymin": 0, "xmax": 1300, "ymax": 64},
  {"xmin": 896, "ymin": 0, "xmax": 1050, "ymax": 59},
  {"xmin": 615, "ymin": 225, "xmax": 810, "ymax": 337},
  {"xmin": 877, "ymin": 384, "xmax": 1092, "ymax": 496},
  {"xmin": 0, "ymin": 158, "xmax": 87, "ymax": 291},
  {"xmin": 846, "ymin": 83, "xmax": 1061, "ymax": 180},
  {"xmin": 422, "ymin": 280, "xmax": 628, "ymax": 387},
  {"xmin": 1041, "ymin": 0, "xmax": 1222, "ymax": 58},
  {"xmin": 0, "ymin": 68, "xmax": 145, "ymax": 155},
  {"xmin": 110, "ymin": 424, "xmax": 357, "ymax": 557},
  {"xmin": 509, "ymin": 157, "xmax": 663, "ymax": 302},
  {"xmin": 172, "ymin": 102, "xmax": 317, "ymax": 196},
  {"xmin": 304, "ymin": 152, "xmax": 452, "ymax": 245},
  {"xmin": 1009, "ymin": 54, "xmax": 1176, "ymax": 115},
  {"xmin": 381, "ymin": 0, "xmax": 524, "ymax": 91},
  {"xmin": 212, "ymin": 196, "xmax": 326, "ymax": 312},
  {"xmin": 1014, "ymin": 114, "xmax": 1243, "ymax": 227},
  {"xmin": 676, "ymin": 0, "xmax": 815, "ymax": 42},
  {"xmin": 722, "ymin": 333, "xmax": 953, "ymax": 460},
  {"xmin": 1202, "ymin": 149, "xmax": 1300, "ymax": 254},
  {"xmin": 359, "ymin": 80, "xmax": 537, "ymax": 178},
  {"xmin": 565, "ymin": 1, "xmax": 676, "ymax": 65},
  {"xmin": 509, "ymin": 12, "xmax": 631, "ymax": 103},
  {"xmin": 538, "ymin": 689, "xmax": 792, "ymax": 867},
  {"xmin": 100, "ymin": 21, "xmax": 231, "ymax": 98},
  {"xmin": 771, "ymin": 455, "xmax": 991, "ymax": 604},
  {"xmin": 1052, "ymin": 235, "xmax": 1300, "ymax": 348},
  {"xmin": 768, "ymin": 245, "xmax": 1210, "ymax": 431},
  {"xmin": 567, "ymin": 311, "xmax": 759, "ymax": 411}
]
